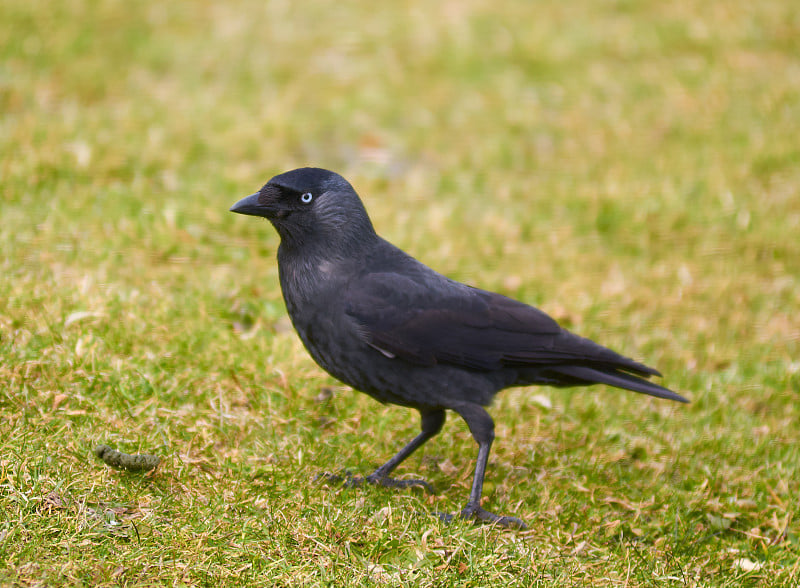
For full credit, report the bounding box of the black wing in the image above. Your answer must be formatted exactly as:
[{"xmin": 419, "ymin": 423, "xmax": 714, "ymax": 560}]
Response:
[
  {"xmin": 344, "ymin": 272, "xmax": 688, "ymax": 403},
  {"xmin": 346, "ymin": 272, "xmax": 647, "ymax": 373}
]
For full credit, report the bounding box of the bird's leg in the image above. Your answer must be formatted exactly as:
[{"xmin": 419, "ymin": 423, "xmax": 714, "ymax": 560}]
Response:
[
  {"xmin": 364, "ymin": 409, "xmax": 445, "ymax": 492},
  {"xmin": 319, "ymin": 410, "xmax": 444, "ymax": 492},
  {"xmin": 452, "ymin": 403, "xmax": 527, "ymax": 529}
]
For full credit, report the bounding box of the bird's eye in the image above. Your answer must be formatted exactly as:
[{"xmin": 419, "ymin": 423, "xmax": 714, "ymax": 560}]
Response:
[{"xmin": 300, "ymin": 192, "xmax": 313, "ymax": 204}]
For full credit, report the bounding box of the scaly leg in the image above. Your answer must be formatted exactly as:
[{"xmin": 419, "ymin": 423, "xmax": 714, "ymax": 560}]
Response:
[
  {"xmin": 365, "ymin": 409, "xmax": 445, "ymax": 492},
  {"xmin": 320, "ymin": 410, "xmax": 445, "ymax": 493},
  {"xmin": 452, "ymin": 402, "xmax": 527, "ymax": 529}
]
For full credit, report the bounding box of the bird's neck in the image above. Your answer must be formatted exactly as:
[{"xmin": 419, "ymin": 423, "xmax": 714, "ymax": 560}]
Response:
[
  {"xmin": 278, "ymin": 219, "xmax": 379, "ymax": 261},
  {"xmin": 276, "ymin": 233, "xmax": 377, "ymax": 304}
]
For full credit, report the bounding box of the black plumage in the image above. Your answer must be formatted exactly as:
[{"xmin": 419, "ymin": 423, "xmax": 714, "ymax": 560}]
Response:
[{"xmin": 230, "ymin": 167, "xmax": 687, "ymax": 528}]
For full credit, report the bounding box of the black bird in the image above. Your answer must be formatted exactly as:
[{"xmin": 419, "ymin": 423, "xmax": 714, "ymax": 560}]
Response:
[{"xmin": 230, "ymin": 167, "xmax": 687, "ymax": 528}]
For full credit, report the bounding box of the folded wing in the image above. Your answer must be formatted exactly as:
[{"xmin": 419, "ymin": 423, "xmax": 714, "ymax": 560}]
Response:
[{"xmin": 345, "ymin": 272, "xmax": 687, "ymax": 402}]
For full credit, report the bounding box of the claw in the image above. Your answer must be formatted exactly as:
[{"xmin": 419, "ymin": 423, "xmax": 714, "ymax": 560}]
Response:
[
  {"xmin": 434, "ymin": 511, "xmax": 456, "ymax": 523},
  {"xmin": 366, "ymin": 473, "xmax": 434, "ymax": 494},
  {"xmin": 459, "ymin": 503, "xmax": 528, "ymax": 529},
  {"xmin": 314, "ymin": 471, "xmax": 351, "ymax": 485},
  {"xmin": 316, "ymin": 471, "xmax": 434, "ymax": 494}
]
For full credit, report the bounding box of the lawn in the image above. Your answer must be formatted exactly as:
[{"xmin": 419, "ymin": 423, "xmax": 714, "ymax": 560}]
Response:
[{"xmin": 1, "ymin": 0, "xmax": 799, "ymax": 585}]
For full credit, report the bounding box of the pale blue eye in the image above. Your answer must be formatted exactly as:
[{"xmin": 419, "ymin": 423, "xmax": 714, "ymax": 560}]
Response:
[{"xmin": 301, "ymin": 192, "xmax": 313, "ymax": 204}]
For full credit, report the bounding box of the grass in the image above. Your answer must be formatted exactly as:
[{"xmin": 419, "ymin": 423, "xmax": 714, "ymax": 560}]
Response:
[{"xmin": 2, "ymin": 0, "xmax": 799, "ymax": 585}]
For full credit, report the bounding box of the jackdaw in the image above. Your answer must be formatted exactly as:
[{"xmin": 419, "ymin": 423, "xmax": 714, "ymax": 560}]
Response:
[{"xmin": 230, "ymin": 167, "xmax": 687, "ymax": 528}]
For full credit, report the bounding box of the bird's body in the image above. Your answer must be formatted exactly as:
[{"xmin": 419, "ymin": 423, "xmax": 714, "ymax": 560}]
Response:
[
  {"xmin": 231, "ymin": 167, "xmax": 687, "ymax": 528},
  {"xmin": 279, "ymin": 237, "xmax": 515, "ymax": 409}
]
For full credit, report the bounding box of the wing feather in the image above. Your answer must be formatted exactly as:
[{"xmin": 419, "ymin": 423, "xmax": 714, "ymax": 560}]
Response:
[{"xmin": 345, "ymin": 272, "xmax": 656, "ymax": 376}]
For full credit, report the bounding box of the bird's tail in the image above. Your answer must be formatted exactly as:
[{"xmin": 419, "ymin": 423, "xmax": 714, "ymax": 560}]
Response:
[{"xmin": 548, "ymin": 365, "xmax": 689, "ymax": 403}]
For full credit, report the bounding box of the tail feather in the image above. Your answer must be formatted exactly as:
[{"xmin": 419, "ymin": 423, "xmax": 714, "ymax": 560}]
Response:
[{"xmin": 549, "ymin": 365, "xmax": 689, "ymax": 403}]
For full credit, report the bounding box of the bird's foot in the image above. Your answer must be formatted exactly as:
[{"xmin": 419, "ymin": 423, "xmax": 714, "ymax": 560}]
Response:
[
  {"xmin": 315, "ymin": 471, "xmax": 433, "ymax": 493},
  {"xmin": 366, "ymin": 472, "xmax": 434, "ymax": 494},
  {"xmin": 455, "ymin": 502, "xmax": 527, "ymax": 529},
  {"xmin": 315, "ymin": 471, "xmax": 358, "ymax": 486}
]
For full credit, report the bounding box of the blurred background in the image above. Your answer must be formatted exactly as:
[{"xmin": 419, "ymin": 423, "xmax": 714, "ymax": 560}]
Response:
[{"xmin": 2, "ymin": 0, "xmax": 799, "ymax": 584}]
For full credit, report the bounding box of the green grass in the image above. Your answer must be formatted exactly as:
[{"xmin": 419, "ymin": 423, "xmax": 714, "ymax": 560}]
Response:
[{"xmin": 2, "ymin": 0, "xmax": 799, "ymax": 585}]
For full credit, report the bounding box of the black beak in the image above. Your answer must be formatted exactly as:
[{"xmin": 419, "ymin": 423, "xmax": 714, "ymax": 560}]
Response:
[{"xmin": 229, "ymin": 193, "xmax": 267, "ymax": 217}]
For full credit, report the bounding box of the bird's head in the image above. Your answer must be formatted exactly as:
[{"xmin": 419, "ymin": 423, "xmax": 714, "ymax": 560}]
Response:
[{"xmin": 230, "ymin": 168, "xmax": 376, "ymax": 252}]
